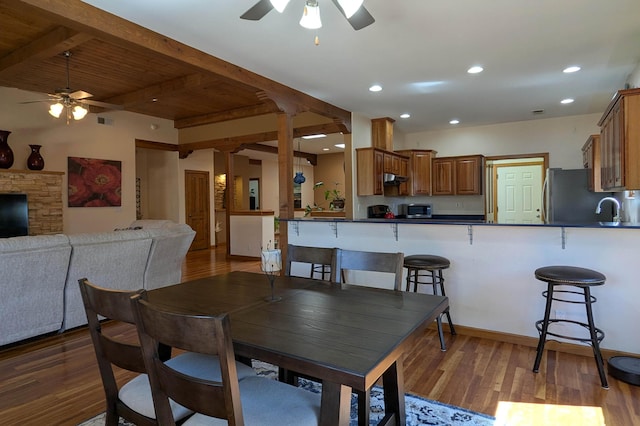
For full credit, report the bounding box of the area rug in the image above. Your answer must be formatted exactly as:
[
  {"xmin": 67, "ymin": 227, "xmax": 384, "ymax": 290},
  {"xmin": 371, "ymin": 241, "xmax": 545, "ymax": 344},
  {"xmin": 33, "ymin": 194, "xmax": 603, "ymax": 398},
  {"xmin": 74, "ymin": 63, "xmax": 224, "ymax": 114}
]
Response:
[{"xmin": 78, "ymin": 361, "xmax": 495, "ymax": 426}]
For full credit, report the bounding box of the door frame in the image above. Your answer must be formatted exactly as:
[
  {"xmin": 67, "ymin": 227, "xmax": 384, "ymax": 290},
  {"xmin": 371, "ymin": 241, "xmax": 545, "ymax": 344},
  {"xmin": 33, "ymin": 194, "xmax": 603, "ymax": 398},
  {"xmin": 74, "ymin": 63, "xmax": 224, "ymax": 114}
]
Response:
[{"xmin": 485, "ymin": 153, "xmax": 549, "ymax": 223}]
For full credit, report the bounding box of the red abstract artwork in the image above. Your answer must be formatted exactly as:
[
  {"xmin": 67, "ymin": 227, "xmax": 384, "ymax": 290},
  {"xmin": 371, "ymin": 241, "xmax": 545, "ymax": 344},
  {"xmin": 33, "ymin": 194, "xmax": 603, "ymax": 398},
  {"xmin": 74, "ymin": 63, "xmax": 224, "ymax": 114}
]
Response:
[{"xmin": 68, "ymin": 157, "xmax": 122, "ymax": 207}]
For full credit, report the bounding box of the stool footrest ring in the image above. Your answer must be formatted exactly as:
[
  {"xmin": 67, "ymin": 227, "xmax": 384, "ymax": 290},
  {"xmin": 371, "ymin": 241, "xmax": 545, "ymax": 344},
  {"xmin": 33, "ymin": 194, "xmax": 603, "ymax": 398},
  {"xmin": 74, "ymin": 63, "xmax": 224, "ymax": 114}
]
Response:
[{"xmin": 535, "ymin": 318, "xmax": 605, "ymax": 344}]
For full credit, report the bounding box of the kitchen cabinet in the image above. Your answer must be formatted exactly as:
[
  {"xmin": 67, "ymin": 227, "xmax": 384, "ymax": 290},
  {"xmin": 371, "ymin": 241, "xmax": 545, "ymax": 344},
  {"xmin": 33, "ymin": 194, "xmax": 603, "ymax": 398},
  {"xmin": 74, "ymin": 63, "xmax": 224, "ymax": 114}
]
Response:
[
  {"xmin": 357, "ymin": 148, "xmax": 408, "ymax": 196},
  {"xmin": 371, "ymin": 117, "xmax": 395, "ymax": 151},
  {"xmin": 432, "ymin": 155, "xmax": 484, "ymax": 195},
  {"xmin": 396, "ymin": 149, "xmax": 436, "ymax": 196},
  {"xmin": 598, "ymin": 88, "xmax": 640, "ymax": 190},
  {"xmin": 582, "ymin": 134, "xmax": 604, "ymax": 192}
]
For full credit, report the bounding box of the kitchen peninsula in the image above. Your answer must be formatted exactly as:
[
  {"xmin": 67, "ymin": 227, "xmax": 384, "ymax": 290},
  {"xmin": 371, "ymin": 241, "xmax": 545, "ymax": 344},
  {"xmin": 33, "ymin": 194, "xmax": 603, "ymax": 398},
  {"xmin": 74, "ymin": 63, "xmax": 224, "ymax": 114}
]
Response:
[{"xmin": 283, "ymin": 217, "xmax": 640, "ymax": 356}]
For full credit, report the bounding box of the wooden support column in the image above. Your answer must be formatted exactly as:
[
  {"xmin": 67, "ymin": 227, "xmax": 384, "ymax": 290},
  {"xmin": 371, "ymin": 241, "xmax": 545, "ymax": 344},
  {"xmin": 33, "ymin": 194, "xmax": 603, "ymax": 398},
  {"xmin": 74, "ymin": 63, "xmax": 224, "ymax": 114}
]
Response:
[
  {"xmin": 277, "ymin": 112, "xmax": 294, "ymax": 262},
  {"xmin": 225, "ymin": 151, "xmax": 234, "ymax": 258}
]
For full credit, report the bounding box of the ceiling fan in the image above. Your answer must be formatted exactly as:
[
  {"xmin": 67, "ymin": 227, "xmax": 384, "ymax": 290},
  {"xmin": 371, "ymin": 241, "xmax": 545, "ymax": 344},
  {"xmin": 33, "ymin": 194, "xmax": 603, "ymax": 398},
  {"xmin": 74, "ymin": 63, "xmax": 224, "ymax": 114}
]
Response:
[
  {"xmin": 241, "ymin": 0, "xmax": 375, "ymax": 31},
  {"xmin": 21, "ymin": 51, "xmax": 122, "ymax": 124}
]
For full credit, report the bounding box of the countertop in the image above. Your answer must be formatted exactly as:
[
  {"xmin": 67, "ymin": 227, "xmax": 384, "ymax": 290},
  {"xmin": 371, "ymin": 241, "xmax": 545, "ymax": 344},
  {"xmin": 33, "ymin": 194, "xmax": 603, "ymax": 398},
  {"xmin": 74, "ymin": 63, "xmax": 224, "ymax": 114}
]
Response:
[{"xmin": 280, "ymin": 216, "xmax": 640, "ymax": 229}]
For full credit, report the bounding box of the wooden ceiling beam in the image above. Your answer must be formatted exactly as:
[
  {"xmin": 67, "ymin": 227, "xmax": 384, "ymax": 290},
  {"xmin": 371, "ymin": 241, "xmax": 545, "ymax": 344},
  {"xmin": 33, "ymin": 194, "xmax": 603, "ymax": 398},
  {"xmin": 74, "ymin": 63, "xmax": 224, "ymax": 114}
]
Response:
[
  {"xmin": 174, "ymin": 103, "xmax": 278, "ymax": 129},
  {"xmin": 179, "ymin": 122, "xmax": 345, "ymax": 153},
  {"xmin": 244, "ymin": 143, "xmax": 317, "ymax": 166},
  {"xmin": 0, "ymin": 25, "xmax": 93, "ymax": 74},
  {"xmin": 102, "ymin": 73, "xmax": 211, "ymax": 107},
  {"xmin": 10, "ymin": 0, "xmax": 351, "ymax": 124}
]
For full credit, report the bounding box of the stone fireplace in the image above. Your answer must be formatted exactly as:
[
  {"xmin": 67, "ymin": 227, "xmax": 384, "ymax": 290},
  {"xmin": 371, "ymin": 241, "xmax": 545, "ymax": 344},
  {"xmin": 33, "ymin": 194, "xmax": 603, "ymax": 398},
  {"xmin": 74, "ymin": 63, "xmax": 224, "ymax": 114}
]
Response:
[{"xmin": 0, "ymin": 169, "xmax": 64, "ymax": 235}]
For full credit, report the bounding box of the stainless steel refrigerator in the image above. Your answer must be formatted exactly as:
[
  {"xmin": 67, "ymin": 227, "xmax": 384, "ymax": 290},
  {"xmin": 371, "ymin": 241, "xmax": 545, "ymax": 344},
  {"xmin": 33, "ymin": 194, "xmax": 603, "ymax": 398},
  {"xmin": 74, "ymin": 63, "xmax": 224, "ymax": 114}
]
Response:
[{"xmin": 543, "ymin": 168, "xmax": 613, "ymax": 223}]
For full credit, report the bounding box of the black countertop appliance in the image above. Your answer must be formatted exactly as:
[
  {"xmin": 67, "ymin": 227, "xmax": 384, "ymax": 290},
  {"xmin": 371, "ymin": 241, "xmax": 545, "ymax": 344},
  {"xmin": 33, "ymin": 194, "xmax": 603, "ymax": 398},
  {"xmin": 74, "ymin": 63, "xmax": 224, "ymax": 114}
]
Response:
[{"xmin": 367, "ymin": 204, "xmax": 389, "ymax": 218}]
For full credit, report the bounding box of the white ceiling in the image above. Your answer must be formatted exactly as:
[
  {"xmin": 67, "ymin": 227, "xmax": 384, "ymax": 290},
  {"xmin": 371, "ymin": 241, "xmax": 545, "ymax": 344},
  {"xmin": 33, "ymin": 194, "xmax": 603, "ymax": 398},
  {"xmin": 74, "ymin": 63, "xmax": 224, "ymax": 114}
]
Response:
[{"xmin": 83, "ymin": 0, "xmax": 640, "ymax": 147}]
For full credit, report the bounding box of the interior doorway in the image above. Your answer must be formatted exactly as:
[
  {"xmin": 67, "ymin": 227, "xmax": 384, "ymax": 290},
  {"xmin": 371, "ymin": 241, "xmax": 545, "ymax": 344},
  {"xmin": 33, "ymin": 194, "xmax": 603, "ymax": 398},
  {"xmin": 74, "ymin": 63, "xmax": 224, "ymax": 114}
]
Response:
[
  {"xmin": 185, "ymin": 170, "xmax": 211, "ymax": 250},
  {"xmin": 485, "ymin": 154, "xmax": 548, "ymax": 224},
  {"xmin": 249, "ymin": 178, "xmax": 260, "ymax": 210}
]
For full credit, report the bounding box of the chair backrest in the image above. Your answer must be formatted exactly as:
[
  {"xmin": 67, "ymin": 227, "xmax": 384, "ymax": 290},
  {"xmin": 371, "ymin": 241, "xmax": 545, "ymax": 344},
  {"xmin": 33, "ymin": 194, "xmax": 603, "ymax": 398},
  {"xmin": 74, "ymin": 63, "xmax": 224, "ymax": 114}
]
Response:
[
  {"xmin": 79, "ymin": 278, "xmax": 171, "ymax": 425},
  {"xmin": 285, "ymin": 244, "xmax": 337, "ymax": 281},
  {"xmin": 335, "ymin": 249, "xmax": 405, "ymax": 290},
  {"xmin": 131, "ymin": 294, "xmax": 244, "ymax": 426}
]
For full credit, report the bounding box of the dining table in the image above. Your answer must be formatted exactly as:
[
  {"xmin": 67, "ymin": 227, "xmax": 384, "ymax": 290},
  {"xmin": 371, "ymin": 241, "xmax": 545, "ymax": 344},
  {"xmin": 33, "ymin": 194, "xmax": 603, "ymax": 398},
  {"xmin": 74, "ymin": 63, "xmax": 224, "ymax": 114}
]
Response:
[{"xmin": 146, "ymin": 271, "xmax": 449, "ymax": 426}]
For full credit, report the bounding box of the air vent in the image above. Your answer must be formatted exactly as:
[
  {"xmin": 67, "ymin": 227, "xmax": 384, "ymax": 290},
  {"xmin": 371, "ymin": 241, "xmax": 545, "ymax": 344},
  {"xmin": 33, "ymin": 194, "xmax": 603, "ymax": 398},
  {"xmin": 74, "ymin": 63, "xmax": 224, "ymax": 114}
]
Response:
[
  {"xmin": 531, "ymin": 109, "xmax": 545, "ymax": 115},
  {"xmin": 97, "ymin": 116, "xmax": 114, "ymax": 125}
]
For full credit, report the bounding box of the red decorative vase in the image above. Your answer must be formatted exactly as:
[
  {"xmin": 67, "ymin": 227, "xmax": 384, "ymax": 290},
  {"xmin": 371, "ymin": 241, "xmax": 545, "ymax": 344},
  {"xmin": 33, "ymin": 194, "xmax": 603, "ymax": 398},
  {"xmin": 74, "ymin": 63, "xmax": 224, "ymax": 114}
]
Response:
[
  {"xmin": 27, "ymin": 144, "xmax": 45, "ymax": 171},
  {"xmin": 0, "ymin": 130, "xmax": 14, "ymax": 169}
]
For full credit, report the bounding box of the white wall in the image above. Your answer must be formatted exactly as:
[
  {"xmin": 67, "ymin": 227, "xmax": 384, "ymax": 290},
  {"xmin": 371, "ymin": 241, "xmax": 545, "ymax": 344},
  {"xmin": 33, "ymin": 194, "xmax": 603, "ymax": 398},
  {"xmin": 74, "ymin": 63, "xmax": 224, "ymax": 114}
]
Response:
[{"xmin": 0, "ymin": 87, "xmax": 178, "ymax": 234}]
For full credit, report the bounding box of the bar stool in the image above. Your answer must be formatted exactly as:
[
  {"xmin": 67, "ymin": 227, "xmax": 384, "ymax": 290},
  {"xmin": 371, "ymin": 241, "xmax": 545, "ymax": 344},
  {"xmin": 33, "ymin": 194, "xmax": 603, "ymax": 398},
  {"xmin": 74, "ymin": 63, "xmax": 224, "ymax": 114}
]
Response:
[
  {"xmin": 532, "ymin": 265, "xmax": 608, "ymax": 388},
  {"xmin": 404, "ymin": 254, "xmax": 456, "ymax": 351}
]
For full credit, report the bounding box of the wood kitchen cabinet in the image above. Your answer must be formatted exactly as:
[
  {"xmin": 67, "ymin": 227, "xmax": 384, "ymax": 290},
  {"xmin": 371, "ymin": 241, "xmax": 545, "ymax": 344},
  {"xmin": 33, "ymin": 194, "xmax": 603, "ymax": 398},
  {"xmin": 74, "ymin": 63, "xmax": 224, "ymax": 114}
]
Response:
[
  {"xmin": 582, "ymin": 134, "xmax": 604, "ymax": 192},
  {"xmin": 432, "ymin": 155, "xmax": 484, "ymax": 195},
  {"xmin": 598, "ymin": 88, "xmax": 640, "ymax": 190},
  {"xmin": 396, "ymin": 149, "xmax": 436, "ymax": 195},
  {"xmin": 356, "ymin": 148, "xmax": 408, "ymax": 196}
]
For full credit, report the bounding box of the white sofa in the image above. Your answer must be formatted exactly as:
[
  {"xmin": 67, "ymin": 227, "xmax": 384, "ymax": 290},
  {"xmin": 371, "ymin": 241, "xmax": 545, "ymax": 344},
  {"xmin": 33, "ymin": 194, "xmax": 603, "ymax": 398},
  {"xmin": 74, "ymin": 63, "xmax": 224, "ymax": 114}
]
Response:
[{"xmin": 0, "ymin": 221, "xmax": 195, "ymax": 346}]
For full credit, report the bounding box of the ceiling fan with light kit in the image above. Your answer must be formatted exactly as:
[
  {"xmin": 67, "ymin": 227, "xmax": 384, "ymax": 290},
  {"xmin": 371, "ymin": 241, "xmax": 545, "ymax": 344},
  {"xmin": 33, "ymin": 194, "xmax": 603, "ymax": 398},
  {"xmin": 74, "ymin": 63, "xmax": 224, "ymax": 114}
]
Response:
[
  {"xmin": 21, "ymin": 51, "xmax": 122, "ymax": 124},
  {"xmin": 241, "ymin": 0, "xmax": 374, "ymax": 44}
]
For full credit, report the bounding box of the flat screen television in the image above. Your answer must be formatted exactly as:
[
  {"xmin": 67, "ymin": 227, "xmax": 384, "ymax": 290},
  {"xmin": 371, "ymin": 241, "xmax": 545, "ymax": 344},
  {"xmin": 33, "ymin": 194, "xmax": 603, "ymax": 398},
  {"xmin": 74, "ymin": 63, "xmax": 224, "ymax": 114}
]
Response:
[{"xmin": 0, "ymin": 193, "xmax": 29, "ymax": 238}]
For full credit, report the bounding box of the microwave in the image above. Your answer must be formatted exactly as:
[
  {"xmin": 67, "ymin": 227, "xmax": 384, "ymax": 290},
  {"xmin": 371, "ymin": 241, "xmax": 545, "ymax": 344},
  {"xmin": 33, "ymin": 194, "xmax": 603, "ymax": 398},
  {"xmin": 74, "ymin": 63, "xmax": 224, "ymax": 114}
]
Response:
[{"xmin": 398, "ymin": 203, "xmax": 432, "ymax": 219}]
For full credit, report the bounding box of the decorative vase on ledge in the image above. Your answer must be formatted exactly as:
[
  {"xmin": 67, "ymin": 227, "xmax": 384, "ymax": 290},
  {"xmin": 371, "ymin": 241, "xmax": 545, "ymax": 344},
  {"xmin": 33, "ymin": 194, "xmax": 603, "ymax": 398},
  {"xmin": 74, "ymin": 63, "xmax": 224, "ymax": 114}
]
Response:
[
  {"xmin": 27, "ymin": 144, "xmax": 45, "ymax": 171},
  {"xmin": 0, "ymin": 130, "xmax": 14, "ymax": 169}
]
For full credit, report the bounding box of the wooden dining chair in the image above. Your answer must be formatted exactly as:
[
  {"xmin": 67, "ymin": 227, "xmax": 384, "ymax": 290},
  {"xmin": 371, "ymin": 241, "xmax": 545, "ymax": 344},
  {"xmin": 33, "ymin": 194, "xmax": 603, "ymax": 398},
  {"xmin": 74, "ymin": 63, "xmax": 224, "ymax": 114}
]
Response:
[
  {"xmin": 334, "ymin": 248, "xmax": 405, "ymax": 425},
  {"xmin": 285, "ymin": 244, "xmax": 337, "ymax": 281},
  {"xmin": 131, "ymin": 294, "xmax": 321, "ymax": 426},
  {"xmin": 78, "ymin": 278, "xmax": 256, "ymax": 426},
  {"xmin": 336, "ymin": 248, "xmax": 405, "ymax": 290}
]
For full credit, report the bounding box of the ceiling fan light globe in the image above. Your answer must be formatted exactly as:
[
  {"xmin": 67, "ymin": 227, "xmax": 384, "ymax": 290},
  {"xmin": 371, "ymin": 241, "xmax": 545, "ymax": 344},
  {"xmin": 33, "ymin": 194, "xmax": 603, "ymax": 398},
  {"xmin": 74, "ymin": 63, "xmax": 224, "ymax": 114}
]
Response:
[
  {"xmin": 49, "ymin": 102, "xmax": 64, "ymax": 118},
  {"xmin": 337, "ymin": 0, "xmax": 363, "ymax": 18},
  {"xmin": 72, "ymin": 105, "xmax": 88, "ymax": 120},
  {"xmin": 300, "ymin": 3, "xmax": 322, "ymax": 29},
  {"xmin": 270, "ymin": 0, "xmax": 290, "ymax": 13}
]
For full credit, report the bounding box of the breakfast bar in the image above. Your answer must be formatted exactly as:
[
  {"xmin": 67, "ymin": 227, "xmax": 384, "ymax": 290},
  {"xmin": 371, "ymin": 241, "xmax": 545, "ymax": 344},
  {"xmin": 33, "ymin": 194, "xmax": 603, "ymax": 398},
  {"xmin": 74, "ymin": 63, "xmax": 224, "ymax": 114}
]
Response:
[{"xmin": 283, "ymin": 217, "xmax": 640, "ymax": 356}]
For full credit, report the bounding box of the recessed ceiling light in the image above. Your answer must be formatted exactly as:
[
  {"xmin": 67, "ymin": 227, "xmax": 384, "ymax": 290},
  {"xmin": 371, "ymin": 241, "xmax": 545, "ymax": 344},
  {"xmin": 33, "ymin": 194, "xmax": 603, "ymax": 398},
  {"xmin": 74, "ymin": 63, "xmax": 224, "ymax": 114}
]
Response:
[
  {"xmin": 563, "ymin": 66, "xmax": 581, "ymax": 73},
  {"xmin": 449, "ymin": 119, "xmax": 460, "ymax": 124},
  {"xmin": 400, "ymin": 113, "xmax": 410, "ymax": 119},
  {"xmin": 302, "ymin": 134, "xmax": 326, "ymax": 139},
  {"xmin": 561, "ymin": 98, "xmax": 574, "ymax": 104},
  {"xmin": 369, "ymin": 84, "xmax": 382, "ymax": 92},
  {"xmin": 467, "ymin": 66, "xmax": 483, "ymax": 74},
  {"xmin": 322, "ymin": 148, "xmax": 330, "ymax": 151},
  {"xmin": 334, "ymin": 143, "xmax": 345, "ymax": 149}
]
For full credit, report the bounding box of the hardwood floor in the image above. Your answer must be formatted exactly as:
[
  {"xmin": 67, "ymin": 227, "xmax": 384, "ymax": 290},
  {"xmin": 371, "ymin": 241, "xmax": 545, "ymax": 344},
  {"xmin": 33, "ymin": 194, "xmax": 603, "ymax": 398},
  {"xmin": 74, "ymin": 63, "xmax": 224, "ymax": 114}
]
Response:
[{"xmin": 0, "ymin": 245, "xmax": 638, "ymax": 425}]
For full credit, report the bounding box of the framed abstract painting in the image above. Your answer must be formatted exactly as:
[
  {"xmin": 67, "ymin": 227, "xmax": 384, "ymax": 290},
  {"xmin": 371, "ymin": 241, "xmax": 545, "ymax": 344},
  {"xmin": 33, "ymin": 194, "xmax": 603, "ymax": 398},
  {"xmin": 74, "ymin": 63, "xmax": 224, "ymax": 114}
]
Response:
[{"xmin": 68, "ymin": 157, "xmax": 122, "ymax": 207}]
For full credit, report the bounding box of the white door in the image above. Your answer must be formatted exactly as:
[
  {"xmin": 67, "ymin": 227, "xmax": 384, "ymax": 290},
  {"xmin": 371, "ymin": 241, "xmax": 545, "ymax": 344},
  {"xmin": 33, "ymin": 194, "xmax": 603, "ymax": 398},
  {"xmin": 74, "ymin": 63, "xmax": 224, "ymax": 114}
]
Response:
[{"xmin": 496, "ymin": 164, "xmax": 544, "ymax": 224}]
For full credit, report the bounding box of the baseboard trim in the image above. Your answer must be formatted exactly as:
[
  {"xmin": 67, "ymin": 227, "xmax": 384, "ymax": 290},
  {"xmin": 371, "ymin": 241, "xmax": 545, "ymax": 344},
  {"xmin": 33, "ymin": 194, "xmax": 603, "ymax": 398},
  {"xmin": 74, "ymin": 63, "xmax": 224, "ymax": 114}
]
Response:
[{"xmin": 437, "ymin": 323, "xmax": 638, "ymax": 359}]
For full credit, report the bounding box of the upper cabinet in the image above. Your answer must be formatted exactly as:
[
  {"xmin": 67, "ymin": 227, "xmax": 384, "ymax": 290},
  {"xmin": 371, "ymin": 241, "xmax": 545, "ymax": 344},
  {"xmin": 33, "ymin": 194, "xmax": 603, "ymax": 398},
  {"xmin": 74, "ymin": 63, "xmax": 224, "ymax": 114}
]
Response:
[
  {"xmin": 582, "ymin": 134, "xmax": 604, "ymax": 192},
  {"xmin": 395, "ymin": 150, "xmax": 436, "ymax": 196},
  {"xmin": 356, "ymin": 148, "xmax": 408, "ymax": 196},
  {"xmin": 598, "ymin": 88, "xmax": 640, "ymax": 190},
  {"xmin": 371, "ymin": 117, "xmax": 395, "ymax": 151},
  {"xmin": 432, "ymin": 155, "xmax": 484, "ymax": 195}
]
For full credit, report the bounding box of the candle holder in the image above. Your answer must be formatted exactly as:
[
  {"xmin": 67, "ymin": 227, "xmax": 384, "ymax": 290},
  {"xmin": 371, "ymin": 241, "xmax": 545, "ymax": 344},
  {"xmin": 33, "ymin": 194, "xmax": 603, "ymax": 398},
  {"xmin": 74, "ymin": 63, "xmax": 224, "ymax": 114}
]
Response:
[{"xmin": 261, "ymin": 244, "xmax": 282, "ymax": 302}]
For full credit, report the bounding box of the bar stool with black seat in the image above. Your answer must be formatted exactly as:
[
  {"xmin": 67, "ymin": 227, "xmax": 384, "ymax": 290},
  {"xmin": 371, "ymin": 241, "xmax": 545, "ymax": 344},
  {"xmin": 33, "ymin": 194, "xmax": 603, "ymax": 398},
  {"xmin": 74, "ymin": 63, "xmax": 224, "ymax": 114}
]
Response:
[
  {"xmin": 404, "ymin": 254, "xmax": 456, "ymax": 351},
  {"xmin": 532, "ymin": 265, "xmax": 608, "ymax": 389}
]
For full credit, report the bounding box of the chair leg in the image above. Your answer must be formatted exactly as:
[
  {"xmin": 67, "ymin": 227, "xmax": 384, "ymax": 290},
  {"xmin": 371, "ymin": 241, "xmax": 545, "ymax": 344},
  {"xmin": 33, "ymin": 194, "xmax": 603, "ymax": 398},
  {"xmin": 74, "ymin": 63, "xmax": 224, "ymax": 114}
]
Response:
[{"xmin": 437, "ymin": 270, "xmax": 457, "ymax": 336}]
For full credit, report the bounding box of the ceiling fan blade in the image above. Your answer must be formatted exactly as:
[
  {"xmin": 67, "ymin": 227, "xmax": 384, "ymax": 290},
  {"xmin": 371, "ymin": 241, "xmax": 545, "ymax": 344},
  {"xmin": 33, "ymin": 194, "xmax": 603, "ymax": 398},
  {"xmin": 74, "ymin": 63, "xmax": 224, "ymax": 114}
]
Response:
[
  {"xmin": 69, "ymin": 90, "xmax": 93, "ymax": 100},
  {"xmin": 80, "ymin": 99, "xmax": 124, "ymax": 110},
  {"xmin": 331, "ymin": 0, "xmax": 375, "ymax": 30},
  {"xmin": 19, "ymin": 100, "xmax": 51, "ymax": 104},
  {"xmin": 240, "ymin": 0, "xmax": 274, "ymax": 20}
]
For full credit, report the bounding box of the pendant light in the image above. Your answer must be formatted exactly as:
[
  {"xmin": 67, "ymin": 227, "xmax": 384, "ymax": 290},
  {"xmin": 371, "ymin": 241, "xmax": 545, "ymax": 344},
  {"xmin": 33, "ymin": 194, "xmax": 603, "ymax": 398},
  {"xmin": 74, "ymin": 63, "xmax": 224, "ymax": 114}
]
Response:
[{"xmin": 293, "ymin": 139, "xmax": 306, "ymax": 184}]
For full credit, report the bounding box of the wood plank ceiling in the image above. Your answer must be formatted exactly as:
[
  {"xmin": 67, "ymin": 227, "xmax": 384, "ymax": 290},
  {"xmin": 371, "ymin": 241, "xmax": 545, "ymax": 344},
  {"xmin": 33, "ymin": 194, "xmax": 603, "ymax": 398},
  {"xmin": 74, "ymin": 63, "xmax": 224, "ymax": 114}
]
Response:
[{"xmin": 0, "ymin": 0, "xmax": 352, "ymax": 157}]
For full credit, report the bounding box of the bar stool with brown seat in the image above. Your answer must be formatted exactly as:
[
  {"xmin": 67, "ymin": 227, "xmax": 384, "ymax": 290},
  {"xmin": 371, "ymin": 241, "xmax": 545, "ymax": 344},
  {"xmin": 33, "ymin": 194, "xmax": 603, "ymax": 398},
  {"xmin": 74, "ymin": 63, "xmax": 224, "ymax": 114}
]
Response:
[
  {"xmin": 404, "ymin": 254, "xmax": 456, "ymax": 351},
  {"xmin": 532, "ymin": 265, "xmax": 608, "ymax": 389}
]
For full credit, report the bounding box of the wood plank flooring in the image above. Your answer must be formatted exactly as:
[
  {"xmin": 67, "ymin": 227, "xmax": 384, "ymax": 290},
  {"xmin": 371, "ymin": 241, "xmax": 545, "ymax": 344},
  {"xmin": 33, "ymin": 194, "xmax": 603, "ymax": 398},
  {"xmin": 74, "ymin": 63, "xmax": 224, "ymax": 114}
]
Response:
[{"xmin": 0, "ymin": 245, "xmax": 638, "ymax": 425}]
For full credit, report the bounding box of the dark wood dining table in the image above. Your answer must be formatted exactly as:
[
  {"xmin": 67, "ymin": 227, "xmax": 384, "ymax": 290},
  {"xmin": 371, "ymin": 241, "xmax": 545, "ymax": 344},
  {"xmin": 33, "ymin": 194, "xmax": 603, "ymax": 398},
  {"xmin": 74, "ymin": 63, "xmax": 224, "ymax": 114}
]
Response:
[{"xmin": 146, "ymin": 271, "xmax": 449, "ymax": 426}]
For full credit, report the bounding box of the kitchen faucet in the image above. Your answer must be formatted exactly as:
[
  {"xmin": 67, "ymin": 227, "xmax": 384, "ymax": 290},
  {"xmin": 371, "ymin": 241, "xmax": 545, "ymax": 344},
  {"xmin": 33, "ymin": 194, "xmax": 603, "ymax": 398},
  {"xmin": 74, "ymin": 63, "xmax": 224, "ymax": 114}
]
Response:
[{"xmin": 595, "ymin": 197, "xmax": 621, "ymax": 222}]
